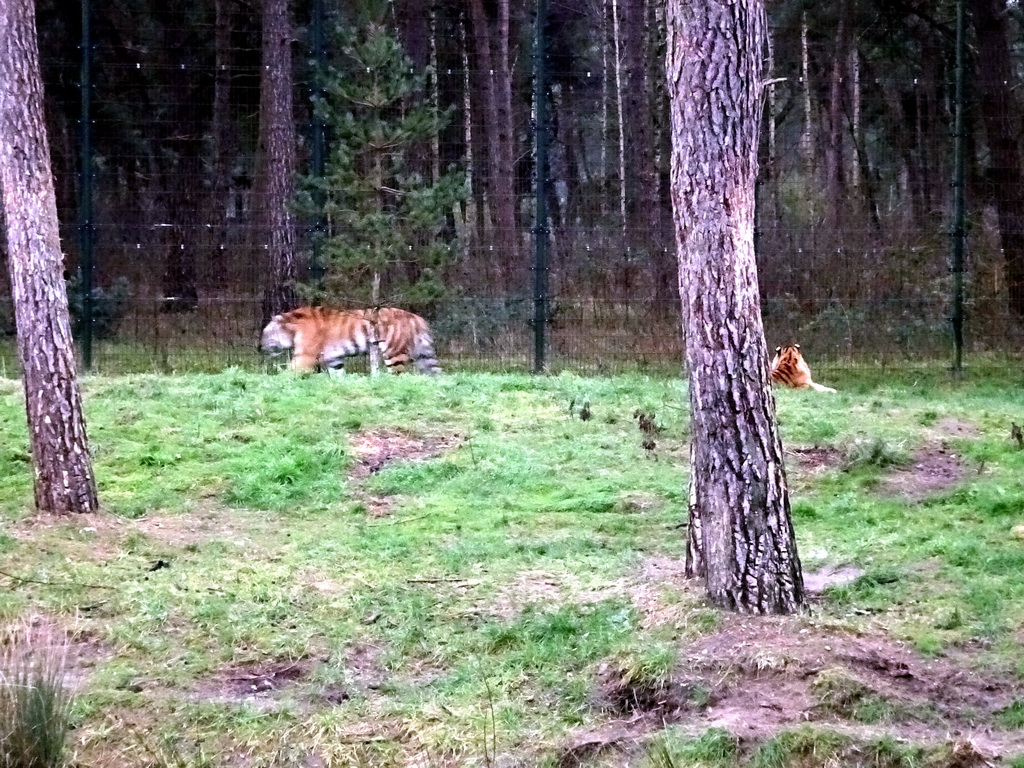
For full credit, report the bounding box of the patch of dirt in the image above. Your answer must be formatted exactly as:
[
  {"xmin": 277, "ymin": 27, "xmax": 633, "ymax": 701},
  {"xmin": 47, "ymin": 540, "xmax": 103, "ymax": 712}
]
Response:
[
  {"xmin": 347, "ymin": 429, "xmax": 461, "ymax": 518},
  {"xmin": 485, "ymin": 570, "xmax": 566, "ymax": 620},
  {"xmin": 0, "ymin": 616, "xmax": 111, "ymax": 693},
  {"xmin": 803, "ymin": 564, "xmax": 865, "ymax": 594},
  {"xmin": 558, "ymin": 723, "xmax": 643, "ymax": 768},
  {"xmin": 596, "ymin": 663, "xmax": 707, "ymax": 722},
  {"xmin": 350, "ymin": 489, "xmax": 401, "ymax": 518},
  {"xmin": 577, "ymin": 611, "xmax": 1024, "ymax": 764},
  {"xmin": 788, "ymin": 445, "xmax": 844, "ymax": 473},
  {"xmin": 348, "ymin": 429, "xmax": 461, "ymax": 480},
  {"xmin": 934, "ymin": 417, "xmax": 980, "ymax": 439},
  {"xmin": 343, "ymin": 641, "xmax": 388, "ymax": 691},
  {"xmin": 198, "ymin": 659, "xmax": 311, "ymax": 702},
  {"xmin": 190, "ymin": 643, "xmax": 394, "ymax": 710},
  {"xmin": 135, "ymin": 502, "xmax": 255, "ymax": 548},
  {"xmin": 561, "ymin": 557, "xmax": 1024, "ymax": 761},
  {"xmin": 878, "ymin": 442, "xmax": 969, "ymax": 501}
]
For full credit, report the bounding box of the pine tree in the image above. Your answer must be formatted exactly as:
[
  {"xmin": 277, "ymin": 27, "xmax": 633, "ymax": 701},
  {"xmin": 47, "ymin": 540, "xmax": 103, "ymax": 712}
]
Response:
[{"xmin": 298, "ymin": 14, "xmax": 465, "ymax": 311}]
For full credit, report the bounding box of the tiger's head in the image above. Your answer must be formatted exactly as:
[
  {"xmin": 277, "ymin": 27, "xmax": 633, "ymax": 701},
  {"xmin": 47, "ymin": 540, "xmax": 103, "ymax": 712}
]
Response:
[
  {"xmin": 770, "ymin": 343, "xmax": 836, "ymax": 392},
  {"xmin": 259, "ymin": 314, "xmax": 295, "ymax": 357}
]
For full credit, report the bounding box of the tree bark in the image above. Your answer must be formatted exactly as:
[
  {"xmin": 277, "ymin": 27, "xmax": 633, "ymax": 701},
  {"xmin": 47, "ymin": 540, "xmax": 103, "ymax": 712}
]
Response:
[
  {"xmin": 255, "ymin": 0, "xmax": 298, "ymax": 319},
  {"xmin": 208, "ymin": 0, "xmax": 237, "ymax": 289},
  {"xmin": 666, "ymin": 0, "xmax": 803, "ymax": 614},
  {"xmin": 971, "ymin": 0, "xmax": 1024, "ymax": 321},
  {"xmin": 621, "ymin": 0, "xmax": 659, "ymax": 250},
  {"xmin": 467, "ymin": 0, "xmax": 517, "ymax": 287},
  {"xmin": 824, "ymin": 2, "xmax": 849, "ymax": 223},
  {"xmin": 0, "ymin": 0, "xmax": 99, "ymax": 515}
]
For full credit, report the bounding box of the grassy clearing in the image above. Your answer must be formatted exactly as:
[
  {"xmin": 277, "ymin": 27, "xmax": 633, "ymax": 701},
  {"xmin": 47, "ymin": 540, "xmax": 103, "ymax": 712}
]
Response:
[{"xmin": 0, "ymin": 367, "xmax": 1023, "ymax": 766}]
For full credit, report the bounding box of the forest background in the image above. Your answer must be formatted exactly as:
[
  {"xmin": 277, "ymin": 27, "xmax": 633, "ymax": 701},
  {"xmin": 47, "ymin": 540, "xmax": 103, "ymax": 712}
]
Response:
[{"xmin": 1, "ymin": 0, "xmax": 1022, "ymax": 374}]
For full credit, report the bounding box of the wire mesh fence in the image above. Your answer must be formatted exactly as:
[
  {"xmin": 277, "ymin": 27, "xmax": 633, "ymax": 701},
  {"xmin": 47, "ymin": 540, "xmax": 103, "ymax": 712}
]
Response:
[{"xmin": 1, "ymin": 0, "xmax": 1022, "ymax": 376}]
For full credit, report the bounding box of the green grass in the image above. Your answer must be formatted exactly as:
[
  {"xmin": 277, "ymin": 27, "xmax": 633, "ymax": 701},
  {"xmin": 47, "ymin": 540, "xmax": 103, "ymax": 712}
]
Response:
[
  {"xmin": 1, "ymin": 367, "xmax": 1023, "ymax": 766},
  {"xmin": 642, "ymin": 727, "xmax": 739, "ymax": 768}
]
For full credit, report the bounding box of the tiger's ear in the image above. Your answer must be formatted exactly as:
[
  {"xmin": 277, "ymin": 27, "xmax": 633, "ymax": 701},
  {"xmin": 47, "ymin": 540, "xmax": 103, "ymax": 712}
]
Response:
[
  {"xmin": 775, "ymin": 346, "xmax": 781, "ymax": 353},
  {"xmin": 794, "ymin": 344, "xmax": 800, "ymax": 349}
]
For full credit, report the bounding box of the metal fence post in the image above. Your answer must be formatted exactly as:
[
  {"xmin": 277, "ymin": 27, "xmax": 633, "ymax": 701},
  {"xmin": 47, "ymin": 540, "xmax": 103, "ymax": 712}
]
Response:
[
  {"xmin": 78, "ymin": 0, "xmax": 94, "ymax": 370},
  {"xmin": 532, "ymin": 0, "xmax": 550, "ymax": 374},
  {"xmin": 950, "ymin": 0, "xmax": 966, "ymax": 374},
  {"xmin": 308, "ymin": 0, "xmax": 326, "ymax": 283}
]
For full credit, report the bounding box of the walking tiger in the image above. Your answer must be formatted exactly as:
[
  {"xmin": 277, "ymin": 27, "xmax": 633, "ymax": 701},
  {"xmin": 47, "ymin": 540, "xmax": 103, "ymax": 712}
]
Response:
[{"xmin": 259, "ymin": 306, "xmax": 442, "ymax": 375}]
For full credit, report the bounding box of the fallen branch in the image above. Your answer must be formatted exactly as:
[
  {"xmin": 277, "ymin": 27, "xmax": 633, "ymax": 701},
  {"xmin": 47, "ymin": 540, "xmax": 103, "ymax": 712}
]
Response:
[{"xmin": 0, "ymin": 567, "xmax": 114, "ymax": 590}]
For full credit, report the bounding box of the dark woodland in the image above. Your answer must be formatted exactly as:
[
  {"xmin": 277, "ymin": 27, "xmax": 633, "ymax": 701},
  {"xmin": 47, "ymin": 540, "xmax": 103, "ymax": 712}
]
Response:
[{"xmin": 2, "ymin": 0, "xmax": 1023, "ymax": 372}]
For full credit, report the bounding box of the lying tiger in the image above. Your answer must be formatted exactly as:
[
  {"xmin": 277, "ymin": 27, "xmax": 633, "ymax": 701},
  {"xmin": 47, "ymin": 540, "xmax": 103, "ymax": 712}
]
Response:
[
  {"xmin": 770, "ymin": 344, "xmax": 836, "ymax": 392},
  {"xmin": 260, "ymin": 306, "xmax": 442, "ymax": 375}
]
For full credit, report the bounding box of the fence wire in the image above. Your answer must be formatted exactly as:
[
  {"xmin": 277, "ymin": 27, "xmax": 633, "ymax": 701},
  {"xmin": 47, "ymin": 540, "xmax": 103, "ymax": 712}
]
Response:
[{"xmin": 1, "ymin": 1, "xmax": 1022, "ymax": 376}]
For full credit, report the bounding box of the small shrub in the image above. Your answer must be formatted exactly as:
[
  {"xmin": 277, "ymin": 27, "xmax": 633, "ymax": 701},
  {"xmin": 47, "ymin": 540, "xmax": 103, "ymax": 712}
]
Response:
[
  {"xmin": 997, "ymin": 700, "xmax": 1024, "ymax": 729},
  {"xmin": 0, "ymin": 620, "xmax": 73, "ymax": 768},
  {"xmin": 863, "ymin": 735, "xmax": 925, "ymax": 768},
  {"xmin": 751, "ymin": 726, "xmax": 851, "ymax": 768},
  {"xmin": 842, "ymin": 437, "xmax": 909, "ymax": 471},
  {"xmin": 65, "ymin": 270, "xmax": 132, "ymax": 340},
  {"xmin": 642, "ymin": 727, "xmax": 738, "ymax": 768}
]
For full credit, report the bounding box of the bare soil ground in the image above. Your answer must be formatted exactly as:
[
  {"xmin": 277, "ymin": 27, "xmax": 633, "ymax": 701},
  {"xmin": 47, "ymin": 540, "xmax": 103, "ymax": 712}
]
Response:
[
  {"xmin": 576, "ymin": 602, "xmax": 1024, "ymax": 766},
  {"xmin": 878, "ymin": 443, "xmax": 970, "ymax": 501},
  {"xmin": 789, "ymin": 439, "xmax": 971, "ymax": 501},
  {"xmin": 348, "ymin": 428, "xmax": 461, "ymax": 480},
  {"xmin": 348, "ymin": 428, "xmax": 461, "ymax": 517}
]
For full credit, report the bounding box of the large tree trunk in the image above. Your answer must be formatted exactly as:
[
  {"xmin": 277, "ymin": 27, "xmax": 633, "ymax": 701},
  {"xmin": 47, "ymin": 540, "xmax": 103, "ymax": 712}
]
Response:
[
  {"xmin": 255, "ymin": 0, "xmax": 298, "ymax": 320},
  {"xmin": 666, "ymin": 0, "xmax": 803, "ymax": 614},
  {"xmin": 971, "ymin": 0, "xmax": 1024, "ymax": 322},
  {"xmin": 0, "ymin": 0, "xmax": 99, "ymax": 515}
]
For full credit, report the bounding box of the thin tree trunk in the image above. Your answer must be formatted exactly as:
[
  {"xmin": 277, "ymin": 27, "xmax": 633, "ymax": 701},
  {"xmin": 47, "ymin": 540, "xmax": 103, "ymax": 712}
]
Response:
[
  {"xmin": 255, "ymin": 0, "xmax": 298, "ymax": 320},
  {"xmin": 621, "ymin": 0, "xmax": 658, "ymax": 249},
  {"xmin": 600, "ymin": 0, "xmax": 610, "ymax": 218},
  {"xmin": 800, "ymin": 13, "xmax": 812, "ymax": 170},
  {"xmin": 0, "ymin": 0, "xmax": 99, "ymax": 515},
  {"xmin": 666, "ymin": 0, "xmax": 803, "ymax": 614},
  {"xmin": 430, "ymin": 9, "xmax": 441, "ymax": 185},
  {"xmin": 209, "ymin": 0, "xmax": 236, "ymax": 289},
  {"xmin": 971, "ymin": 0, "xmax": 1024, "ymax": 321},
  {"xmin": 459, "ymin": 13, "xmax": 475, "ymax": 260},
  {"xmin": 766, "ymin": 49, "xmax": 781, "ymax": 231},
  {"xmin": 850, "ymin": 46, "xmax": 860, "ymax": 192},
  {"xmin": 467, "ymin": 0, "xmax": 517, "ymax": 287},
  {"xmin": 611, "ymin": 0, "xmax": 627, "ymax": 252},
  {"xmin": 161, "ymin": 4, "xmax": 201, "ymax": 312},
  {"xmin": 369, "ymin": 272, "xmax": 382, "ymax": 377},
  {"xmin": 825, "ymin": 3, "xmax": 848, "ymax": 223}
]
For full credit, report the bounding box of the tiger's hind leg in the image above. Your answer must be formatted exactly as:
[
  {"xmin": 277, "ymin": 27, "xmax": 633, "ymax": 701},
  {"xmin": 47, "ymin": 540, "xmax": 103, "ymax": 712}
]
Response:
[
  {"xmin": 383, "ymin": 352, "xmax": 413, "ymax": 374},
  {"xmin": 412, "ymin": 336, "xmax": 442, "ymax": 375}
]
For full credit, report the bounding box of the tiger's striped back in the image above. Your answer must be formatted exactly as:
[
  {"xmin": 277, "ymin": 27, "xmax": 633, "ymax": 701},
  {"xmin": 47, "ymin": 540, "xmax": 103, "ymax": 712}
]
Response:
[
  {"xmin": 770, "ymin": 345, "xmax": 836, "ymax": 393},
  {"xmin": 259, "ymin": 306, "xmax": 441, "ymax": 375}
]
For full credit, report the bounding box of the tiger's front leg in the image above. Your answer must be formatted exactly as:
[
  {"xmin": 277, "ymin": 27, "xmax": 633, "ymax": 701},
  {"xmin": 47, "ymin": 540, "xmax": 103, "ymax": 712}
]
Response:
[{"xmin": 289, "ymin": 353, "xmax": 320, "ymax": 373}]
